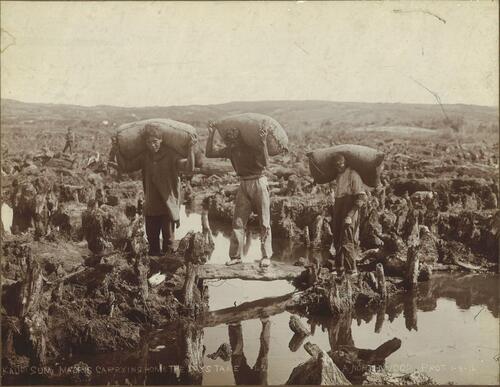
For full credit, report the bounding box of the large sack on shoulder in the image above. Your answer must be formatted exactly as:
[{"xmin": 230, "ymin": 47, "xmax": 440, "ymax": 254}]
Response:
[
  {"xmin": 115, "ymin": 119, "xmax": 197, "ymax": 159},
  {"xmin": 307, "ymin": 144, "xmax": 384, "ymax": 187},
  {"xmin": 211, "ymin": 113, "xmax": 288, "ymax": 156}
]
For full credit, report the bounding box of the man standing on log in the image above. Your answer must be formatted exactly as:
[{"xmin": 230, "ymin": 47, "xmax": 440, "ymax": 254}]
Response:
[
  {"xmin": 205, "ymin": 124, "xmax": 272, "ymax": 267},
  {"xmin": 115, "ymin": 125, "xmax": 196, "ymax": 256},
  {"xmin": 62, "ymin": 127, "xmax": 75, "ymax": 154},
  {"xmin": 329, "ymin": 154, "xmax": 366, "ymax": 275}
]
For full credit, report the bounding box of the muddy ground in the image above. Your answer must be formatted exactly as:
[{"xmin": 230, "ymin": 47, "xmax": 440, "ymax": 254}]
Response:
[{"xmin": 1, "ymin": 123, "xmax": 498, "ymax": 384}]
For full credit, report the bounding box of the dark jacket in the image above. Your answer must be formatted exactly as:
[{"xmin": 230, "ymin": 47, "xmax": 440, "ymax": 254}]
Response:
[{"xmin": 117, "ymin": 145, "xmax": 182, "ymax": 220}]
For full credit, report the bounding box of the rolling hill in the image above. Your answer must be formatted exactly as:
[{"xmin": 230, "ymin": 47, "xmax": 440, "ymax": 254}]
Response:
[{"xmin": 1, "ymin": 98, "xmax": 498, "ymax": 136}]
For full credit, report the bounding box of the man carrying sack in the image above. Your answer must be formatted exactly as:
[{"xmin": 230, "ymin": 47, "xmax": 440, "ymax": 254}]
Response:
[
  {"xmin": 205, "ymin": 124, "xmax": 272, "ymax": 268},
  {"xmin": 329, "ymin": 154, "xmax": 366, "ymax": 275},
  {"xmin": 115, "ymin": 124, "xmax": 196, "ymax": 256}
]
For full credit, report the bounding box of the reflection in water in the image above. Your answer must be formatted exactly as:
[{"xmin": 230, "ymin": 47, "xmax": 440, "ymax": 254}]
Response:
[
  {"xmin": 165, "ymin": 207, "xmax": 500, "ymax": 385},
  {"xmin": 177, "ymin": 205, "xmax": 325, "ymax": 267},
  {"xmin": 328, "ymin": 310, "xmax": 354, "ymax": 349},
  {"xmin": 403, "ymin": 293, "xmax": 418, "ymax": 331},
  {"xmin": 229, "ymin": 319, "xmax": 270, "ymax": 385},
  {"xmin": 3, "ymin": 204, "xmax": 498, "ymax": 386},
  {"xmin": 9, "ymin": 274, "xmax": 496, "ymax": 385},
  {"xmin": 374, "ymin": 303, "xmax": 386, "ymax": 333},
  {"xmin": 204, "ymin": 273, "xmax": 499, "ymax": 385}
]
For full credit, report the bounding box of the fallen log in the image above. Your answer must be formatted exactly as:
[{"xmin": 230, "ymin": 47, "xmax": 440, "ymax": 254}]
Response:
[
  {"xmin": 202, "ymin": 291, "xmax": 305, "ymax": 327},
  {"xmin": 432, "ymin": 263, "xmax": 456, "ymax": 271},
  {"xmin": 452, "ymin": 259, "xmax": 484, "ymax": 271},
  {"xmin": 198, "ymin": 262, "xmax": 305, "ymax": 281},
  {"xmin": 43, "ymin": 265, "xmax": 86, "ymax": 286}
]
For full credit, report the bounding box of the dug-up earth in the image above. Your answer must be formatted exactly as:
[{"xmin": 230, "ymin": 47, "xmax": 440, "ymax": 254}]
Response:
[{"xmin": 0, "ymin": 122, "xmax": 498, "ymax": 384}]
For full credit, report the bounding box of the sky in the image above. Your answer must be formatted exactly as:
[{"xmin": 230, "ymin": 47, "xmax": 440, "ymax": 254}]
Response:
[{"xmin": 1, "ymin": 1, "xmax": 498, "ymax": 107}]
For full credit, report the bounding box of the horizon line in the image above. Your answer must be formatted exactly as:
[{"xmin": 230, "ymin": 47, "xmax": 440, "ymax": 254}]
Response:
[{"xmin": 1, "ymin": 97, "xmax": 498, "ymax": 111}]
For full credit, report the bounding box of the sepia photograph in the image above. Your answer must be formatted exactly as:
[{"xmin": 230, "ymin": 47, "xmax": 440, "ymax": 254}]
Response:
[{"xmin": 0, "ymin": 1, "xmax": 498, "ymax": 385}]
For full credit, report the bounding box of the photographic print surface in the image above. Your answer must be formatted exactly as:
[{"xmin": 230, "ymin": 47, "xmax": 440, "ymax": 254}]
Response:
[{"xmin": 1, "ymin": 2, "xmax": 498, "ymax": 385}]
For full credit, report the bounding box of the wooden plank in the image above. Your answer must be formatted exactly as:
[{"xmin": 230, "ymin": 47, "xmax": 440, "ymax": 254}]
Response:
[{"xmin": 198, "ymin": 262, "xmax": 305, "ymax": 281}]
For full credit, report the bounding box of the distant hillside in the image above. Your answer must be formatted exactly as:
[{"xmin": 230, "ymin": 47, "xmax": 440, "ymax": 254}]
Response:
[{"xmin": 1, "ymin": 98, "xmax": 498, "ymax": 136}]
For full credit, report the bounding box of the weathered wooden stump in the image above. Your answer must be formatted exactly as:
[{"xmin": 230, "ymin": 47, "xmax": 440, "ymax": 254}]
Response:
[
  {"xmin": 327, "ymin": 276, "xmax": 353, "ymax": 315},
  {"xmin": 289, "ymin": 333, "xmax": 308, "ymax": 352},
  {"xmin": 179, "ymin": 231, "xmax": 214, "ymax": 315},
  {"xmin": 303, "ymin": 225, "xmax": 311, "ymax": 247},
  {"xmin": 179, "ymin": 321, "xmax": 204, "ymax": 384},
  {"xmin": 286, "ymin": 342, "xmax": 351, "ymax": 385},
  {"xmin": 311, "ymin": 215, "xmax": 324, "ymax": 249},
  {"xmin": 289, "ymin": 315, "xmax": 310, "ymax": 336},
  {"xmin": 375, "ymin": 263, "xmax": 387, "ymax": 300}
]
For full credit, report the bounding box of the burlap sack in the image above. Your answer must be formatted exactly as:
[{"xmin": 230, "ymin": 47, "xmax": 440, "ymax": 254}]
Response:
[
  {"xmin": 211, "ymin": 113, "xmax": 288, "ymax": 156},
  {"xmin": 115, "ymin": 118, "xmax": 197, "ymax": 159},
  {"xmin": 307, "ymin": 144, "xmax": 384, "ymax": 187}
]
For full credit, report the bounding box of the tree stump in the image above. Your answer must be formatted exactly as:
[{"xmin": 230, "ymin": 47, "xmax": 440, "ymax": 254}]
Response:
[
  {"xmin": 289, "ymin": 333, "xmax": 308, "ymax": 352},
  {"xmin": 286, "ymin": 343, "xmax": 351, "ymax": 385},
  {"xmin": 311, "ymin": 215, "xmax": 324, "ymax": 249},
  {"xmin": 289, "ymin": 315, "xmax": 311, "ymax": 336},
  {"xmin": 304, "ymin": 342, "xmax": 321, "ymax": 357},
  {"xmin": 179, "ymin": 322, "xmax": 204, "ymax": 384},
  {"xmin": 328, "ymin": 276, "xmax": 353, "ymax": 315},
  {"xmin": 20, "ymin": 256, "xmax": 44, "ymax": 317},
  {"xmin": 179, "ymin": 232, "xmax": 213, "ymax": 313},
  {"xmin": 375, "ymin": 263, "xmax": 387, "ymax": 300},
  {"xmin": 303, "ymin": 226, "xmax": 311, "ymax": 247}
]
